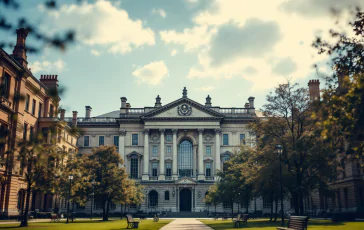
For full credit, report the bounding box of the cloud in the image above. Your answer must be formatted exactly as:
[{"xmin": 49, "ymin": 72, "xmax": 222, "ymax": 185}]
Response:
[
  {"xmin": 132, "ymin": 61, "xmax": 169, "ymax": 85},
  {"xmin": 209, "ymin": 19, "xmax": 282, "ymax": 66},
  {"xmin": 271, "ymin": 57, "xmax": 297, "ymax": 76},
  {"xmin": 91, "ymin": 49, "xmax": 100, "ymax": 56},
  {"xmin": 152, "ymin": 8, "xmax": 167, "ymax": 18},
  {"xmin": 45, "ymin": 1, "xmax": 155, "ymax": 54},
  {"xmin": 29, "ymin": 59, "xmax": 66, "ymax": 74},
  {"xmin": 171, "ymin": 49, "xmax": 178, "ymax": 56}
]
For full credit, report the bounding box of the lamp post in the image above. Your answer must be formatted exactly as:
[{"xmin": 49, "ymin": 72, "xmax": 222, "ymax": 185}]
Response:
[
  {"xmin": 238, "ymin": 192, "xmax": 240, "ymax": 214},
  {"xmin": 275, "ymin": 144, "xmax": 284, "ymax": 226},
  {"xmin": 66, "ymin": 174, "xmax": 73, "ymax": 224},
  {"xmin": 91, "ymin": 180, "xmax": 95, "ymax": 220}
]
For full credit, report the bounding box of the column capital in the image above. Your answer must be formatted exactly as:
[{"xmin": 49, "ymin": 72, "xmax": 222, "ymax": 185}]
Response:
[
  {"xmin": 198, "ymin": 129, "xmax": 204, "ymax": 134},
  {"xmin": 119, "ymin": 129, "xmax": 126, "ymax": 136},
  {"xmin": 172, "ymin": 129, "xmax": 178, "ymax": 134},
  {"xmin": 143, "ymin": 129, "xmax": 150, "ymax": 134},
  {"xmin": 159, "ymin": 129, "xmax": 165, "ymax": 134},
  {"xmin": 214, "ymin": 128, "xmax": 221, "ymax": 134}
]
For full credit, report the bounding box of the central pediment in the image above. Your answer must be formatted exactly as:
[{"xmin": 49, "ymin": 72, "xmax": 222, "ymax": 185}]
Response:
[{"xmin": 142, "ymin": 97, "xmax": 224, "ymax": 120}]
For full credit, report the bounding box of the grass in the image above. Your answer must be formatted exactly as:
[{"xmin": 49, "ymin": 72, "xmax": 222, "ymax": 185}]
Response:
[
  {"xmin": 0, "ymin": 218, "xmax": 172, "ymax": 230},
  {"xmin": 199, "ymin": 218, "xmax": 364, "ymax": 230}
]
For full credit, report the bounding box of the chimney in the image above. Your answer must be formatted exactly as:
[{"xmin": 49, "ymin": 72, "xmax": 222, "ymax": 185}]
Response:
[
  {"xmin": 244, "ymin": 103, "xmax": 250, "ymax": 108},
  {"xmin": 39, "ymin": 75, "xmax": 59, "ymax": 91},
  {"xmin": 12, "ymin": 28, "xmax": 29, "ymax": 67},
  {"xmin": 126, "ymin": 103, "xmax": 131, "ymax": 108},
  {"xmin": 308, "ymin": 79, "xmax": 320, "ymax": 101},
  {"xmin": 60, "ymin": 109, "xmax": 66, "ymax": 121},
  {"xmin": 248, "ymin": 97, "xmax": 255, "ymax": 114},
  {"xmin": 120, "ymin": 97, "xmax": 127, "ymax": 108},
  {"xmin": 85, "ymin": 106, "xmax": 92, "ymax": 119},
  {"xmin": 155, "ymin": 95, "xmax": 162, "ymax": 107},
  {"xmin": 72, "ymin": 111, "xmax": 78, "ymax": 127},
  {"xmin": 205, "ymin": 95, "xmax": 212, "ymax": 107}
]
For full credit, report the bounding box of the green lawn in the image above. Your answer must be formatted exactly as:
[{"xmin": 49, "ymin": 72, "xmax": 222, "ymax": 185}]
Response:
[
  {"xmin": 199, "ymin": 218, "xmax": 364, "ymax": 230},
  {"xmin": 0, "ymin": 218, "xmax": 172, "ymax": 230}
]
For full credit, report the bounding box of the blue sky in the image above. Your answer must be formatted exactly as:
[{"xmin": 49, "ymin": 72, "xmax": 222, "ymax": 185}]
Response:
[{"xmin": 2, "ymin": 0, "xmax": 362, "ymax": 117}]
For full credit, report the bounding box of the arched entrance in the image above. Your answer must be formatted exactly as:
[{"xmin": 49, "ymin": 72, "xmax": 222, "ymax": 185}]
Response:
[{"xmin": 180, "ymin": 188, "xmax": 192, "ymax": 211}]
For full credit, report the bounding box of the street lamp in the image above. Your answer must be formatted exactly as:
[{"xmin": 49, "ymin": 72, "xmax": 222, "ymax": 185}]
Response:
[
  {"xmin": 275, "ymin": 144, "xmax": 284, "ymax": 226},
  {"xmin": 91, "ymin": 180, "xmax": 95, "ymax": 220},
  {"xmin": 66, "ymin": 174, "xmax": 73, "ymax": 224},
  {"xmin": 238, "ymin": 192, "xmax": 240, "ymax": 214}
]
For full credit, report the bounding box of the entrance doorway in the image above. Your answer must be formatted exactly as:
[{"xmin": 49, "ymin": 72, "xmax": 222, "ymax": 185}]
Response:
[{"xmin": 180, "ymin": 188, "xmax": 192, "ymax": 211}]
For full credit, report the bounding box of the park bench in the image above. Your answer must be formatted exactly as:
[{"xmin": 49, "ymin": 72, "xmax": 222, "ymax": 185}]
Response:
[
  {"xmin": 126, "ymin": 214, "xmax": 140, "ymax": 229},
  {"xmin": 50, "ymin": 213, "xmax": 60, "ymax": 222},
  {"xmin": 277, "ymin": 216, "xmax": 309, "ymax": 230},
  {"xmin": 233, "ymin": 214, "xmax": 248, "ymax": 228}
]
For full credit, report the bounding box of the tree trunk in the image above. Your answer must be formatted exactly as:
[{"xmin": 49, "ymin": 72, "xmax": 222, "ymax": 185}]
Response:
[
  {"xmin": 246, "ymin": 199, "xmax": 249, "ymax": 213},
  {"xmin": 20, "ymin": 182, "xmax": 31, "ymax": 227},
  {"xmin": 293, "ymin": 192, "xmax": 299, "ymax": 215},
  {"xmin": 102, "ymin": 197, "xmax": 107, "ymax": 221},
  {"xmin": 105, "ymin": 198, "xmax": 110, "ymax": 221},
  {"xmin": 231, "ymin": 199, "xmax": 233, "ymax": 217},
  {"xmin": 299, "ymin": 192, "xmax": 304, "ymax": 215},
  {"xmin": 274, "ymin": 198, "xmax": 278, "ymax": 222},
  {"xmin": 269, "ymin": 192, "xmax": 273, "ymax": 222}
]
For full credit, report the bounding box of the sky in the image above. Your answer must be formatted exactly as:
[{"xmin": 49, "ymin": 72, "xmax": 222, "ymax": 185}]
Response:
[{"xmin": 1, "ymin": 0, "xmax": 363, "ymax": 117}]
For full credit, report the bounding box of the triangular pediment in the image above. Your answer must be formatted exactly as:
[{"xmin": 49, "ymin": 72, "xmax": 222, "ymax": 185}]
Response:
[
  {"xmin": 175, "ymin": 177, "xmax": 197, "ymax": 185},
  {"xmin": 142, "ymin": 97, "xmax": 223, "ymax": 120}
]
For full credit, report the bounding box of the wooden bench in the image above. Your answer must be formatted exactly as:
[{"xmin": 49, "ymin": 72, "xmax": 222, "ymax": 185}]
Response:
[
  {"xmin": 126, "ymin": 214, "xmax": 140, "ymax": 229},
  {"xmin": 233, "ymin": 214, "xmax": 248, "ymax": 228},
  {"xmin": 277, "ymin": 216, "xmax": 309, "ymax": 230},
  {"xmin": 50, "ymin": 213, "xmax": 60, "ymax": 222}
]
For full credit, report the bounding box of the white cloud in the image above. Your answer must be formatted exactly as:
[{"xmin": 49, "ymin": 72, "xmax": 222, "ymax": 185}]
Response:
[
  {"xmin": 44, "ymin": 0, "xmax": 155, "ymax": 54},
  {"xmin": 29, "ymin": 59, "xmax": 66, "ymax": 74},
  {"xmin": 152, "ymin": 8, "xmax": 167, "ymax": 18},
  {"xmin": 132, "ymin": 61, "xmax": 169, "ymax": 85},
  {"xmin": 91, "ymin": 49, "xmax": 100, "ymax": 56},
  {"xmin": 171, "ymin": 49, "xmax": 178, "ymax": 56}
]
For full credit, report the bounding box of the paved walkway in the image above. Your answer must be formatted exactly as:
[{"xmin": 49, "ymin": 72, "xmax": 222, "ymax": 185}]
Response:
[{"xmin": 160, "ymin": 218, "xmax": 213, "ymax": 230}]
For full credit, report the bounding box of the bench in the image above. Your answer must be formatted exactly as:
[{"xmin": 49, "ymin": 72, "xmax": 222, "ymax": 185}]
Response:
[
  {"xmin": 277, "ymin": 216, "xmax": 309, "ymax": 230},
  {"xmin": 126, "ymin": 214, "xmax": 140, "ymax": 229},
  {"xmin": 233, "ymin": 214, "xmax": 248, "ymax": 228},
  {"xmin": 50, "ymin": 213, "xmax": 60, "ymax": 222}
]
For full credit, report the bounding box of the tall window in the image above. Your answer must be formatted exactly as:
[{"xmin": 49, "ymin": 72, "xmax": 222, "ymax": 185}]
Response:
[
  {"xmin": 166, "ymin": 162, "xmax": 172, "ymax": 177},
  {"xmin": 29, "ymin": 126, "xmax": 34, "ymax": 141},
  {"xmin": 166, "ymin": 134, "xmax": 172, "ymax": 142},
  {"xmin": 165, "ymin": 191, "xmax": 170, "ymax": 200},
  {"xmin": 25, "ymin": 94, "xmax": 30, "ymax": 111},
  {"xmin": 84, "ymin": 136, "xmax": 89, "ymax": 147},
  {"xmin": 205, "ymin": 162, "xmax": 211, "ymax": 177},
  {"xmin": 132, "ymin": 134, "xmax": 138, "ymax": 145},
  {"xmin": 130, "ymin": 156, "xmax": 139, "ymax": 179},
  {"xmin": 23, "ymin": 123, "xmax": 28, "ymax": 140},
  {"xmin": 1, "ymin": 73, "xmax": 10, "ymax": 99},
  {"xmin": 152, "ymin": 162, "xmax": 158, "ymax": 177},
  {"xmin": 178, "ymin": 139, "xmax": 193, "ymax": 177},
  {"xmin": 222, "ymin": 154, "xmax": 230, "ymax": 171},
  {"xmin": 99, "ymin": 136, "xmax": 104, "ymax": 146},
  {"xmin": 206, "ymin": 146, "xmax": 211, "ymax": 156},
  {"xmin": 38, "ymin": 102, "xmax": 43, "ymax": 117},
  {"xmin": 223, "ymin": 134, "xmax": 229, "ymax": 145},
  {"xmin": 114, "ymin": 136, "xmax": 119, "ymax": 146},
  {"xmin": 166, "ymin": 146, "xmax": 172, "ymax": 156},
  {"xmin": 152, "ymin": 145, "xmax": 158, "ymax": 156},
  {"xmin": 240, "ymin": 134, "xmax": 246, "ymax": 145},
  {"xmin": 31, "ymin": 99, "xmax": 36, "ymax": 115},
  {"xmin": 49, "ymin": 104, "xmax": 54, "ymax": 118},
  {"xmin": 149, "ymin": 191, "xmax": 158, "ymax": 207}
]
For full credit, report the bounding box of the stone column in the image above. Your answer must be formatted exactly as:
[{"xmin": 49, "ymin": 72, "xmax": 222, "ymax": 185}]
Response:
[
  {"xmin": 159, "ymin": 129, "xmax": 165, "ymax": 180},
  {"xmin": 198, "ymin": 129, "xmax": 205, "ymax": 180},
  {"xmin": 142, "ymin": 129, "xmax": 150, "ymax": 181},
  {"xmin": 214, "ymin": 129, "xmax": 221, "ymax": 174},
  {"xmin": 119, "ymin": 129, "xmax": 126, "ymax": 167},
  {"xmin": 172, "ymin": 129, "xmax": 178, "ymax": 180}
]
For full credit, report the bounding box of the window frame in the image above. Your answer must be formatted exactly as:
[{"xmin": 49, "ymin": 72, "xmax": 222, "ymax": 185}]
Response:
[
  {"xmin": 152, "ymin": 145, "xmax": 158, "ymax": 157},
  {"xmin": 84, "ymin": 136, "xmax": 90, "ymax": 147},
  {"xmin": 165, "ymin": 191, "xmax": 170, "ymax": 200},
  {"xmin": 205, "ymin": 145, "xmax": 212, "ymax": 156},
  {"xmin": 130, "ymin": 156, "xmax": 139, "ymax": 179},
  {"xmin": 205, "ymin": 162, "xmax": 211, "ymax": 177},
  {"xmin": 23, "ymin": 123, "xmax": 28, "ymax": 140},
  {"xmin": 222, "ymin": 133, "xmax": 229, "ymax": 145},
  {"xmin": 152, "ymin": 162, "xmax": 158, "ymax": 177},
  {"xmin": 165, "ymin": 134, "xmax": 172, "ymax": 142},
  {"xmin": 99, "ymin": 136, "xmax": 104, "ymax": 146},
  {"xmin": 38, "ymin": 102, "xmax": 43, "ymax": 117},
  {"xmin": 25, "ymin": 94, "xmax": 30, "ymax": 111},
  {"xmin": 166, "ymin": 145, "xmax": 172, "ymax": 156},
  {"xmin": 31, "ymin": 99, "xmax": 36, "ymax": 115},
  {"xmin": 113, "ymin": 136, "xmax": 119, "ymax": 147},
  {"xmin": 166, "ymin": 162, "xmax": 172, "ymax": 177},
  {"xmin": 131, "ymin": 133, "xmax": 138, "ymax": 146},
  {"xmin": 240, "ymin": 133, "xmax": 246, "ymax": 145}
]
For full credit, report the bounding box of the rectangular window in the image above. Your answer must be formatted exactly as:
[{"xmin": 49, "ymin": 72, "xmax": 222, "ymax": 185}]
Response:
[
  {"xmin": 114, "ymin": 136, "xmax": 119, "ymax": 146},
  {"xmin": 166, "ymin": 134, "xmax": 172, "ymax": 142},
  {"xmin": 31, "ymin": 99, "xmax": 36, "ymax": 115},
  {"xmin": 166, "ymin": 162, "xmax": 172, "ymax": 177},
  {"xmin": 38, "ymin": 102, "xmax": 43, "ymax": 117},
  {"xmin": 25, "ymin": 94, "xmax": 30, "ymax": 111},
  {"xmin": 1, "ymin": 73, "xmax": 10, "ymax": 99},
  {"xmin": 152, "ymin": 162, "xmax": 158, "ymax": 177},
  {"xmin": 205, "ymin": 162, "xmax": 211, "ymax": 177},
  {"xmin": 23, "ymin": 123, "xmax": 27, "ymax": 140},
  {"xmin": 49, "ymin": 104, "xmax": 54, "ymax": 118},
  {"xmin": 84, "ymin": 136, "xmax": 90, "ymax": 147},
  {"xmin": 29, "ymin": 126, "xmax": 34, "ymax": 141},
  {"xmin": 152, "ymin": 145, "xmax": 158, "ymax": 156},
  {"xmin": 132, "ymin": 134, "xmax": 138, "ymax": 145},
  {"xmin": 240, "ymin": 134, "xmax": 246, "ymax": 145},
  {"xmin": 99, "ymin": 136, "xmax": 104, "ymax": 146},
  {"xmin": 166, "ymin": 145, "xmax": 172, "ymax": 156},
  {"xmin": 206, "ymin": 146, "xmax": 212, "ymax": 156},
  {"xmin": 130, "ymin": 157, "xmax": 139, "ymax": 179},
  {"xmin": 223, "ymin": 134, "xmax": 229, "ymax": 145}
]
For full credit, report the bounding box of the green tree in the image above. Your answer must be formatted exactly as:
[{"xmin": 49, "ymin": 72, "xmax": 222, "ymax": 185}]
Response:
[{"xmin": 205, "ymin": 183, "xmax": 221, "ymax": 213}]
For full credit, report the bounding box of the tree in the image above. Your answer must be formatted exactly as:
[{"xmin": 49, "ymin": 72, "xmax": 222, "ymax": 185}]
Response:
[
  {"xmin": 205, "ymin": 183, "xmax": 221, "ymax": 214},
  {"xmin": 83, "ymin": 146, "xmax": 128, "ymax": 221}
]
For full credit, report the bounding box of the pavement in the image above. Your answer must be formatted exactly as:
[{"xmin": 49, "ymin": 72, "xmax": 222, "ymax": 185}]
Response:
[{"xmin": 160, "ymin": 218, "xmax": 213, "ymax": 230}]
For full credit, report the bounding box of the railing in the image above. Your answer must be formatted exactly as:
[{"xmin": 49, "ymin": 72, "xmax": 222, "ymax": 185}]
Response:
[
  {"xmin": 205, "ymin": 176, "xmax": 214, "ymax": 181},
  {"xmin": 149, "ymin": 176, "xmax": 158, "ymax": 181},
  {"xmin": 127, "ymin": 108, "xmax": 145, "ymax": 114},
  {"xmin": 165, "ymin": 176, "xmax": 172, "ymax": 181},
  {"xmin": 39, "ymin": 117, "xmax": 59, "ymax": 122},
  {"xmin": 63, "ymin": 117, "xmax": 116, "ymax": 123},
  {"xmin": 219, "ymin": 108, "xmax": 252, "ymax": 114},
  {"xmin": 0, "ymin": 96, "xmax": 12, "ymax": 109}
]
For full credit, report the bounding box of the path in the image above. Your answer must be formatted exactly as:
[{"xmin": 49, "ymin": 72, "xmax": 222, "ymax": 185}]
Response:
[{"xmin": 160, "ymin": 218, "xmax": 213, "ymax": 230}]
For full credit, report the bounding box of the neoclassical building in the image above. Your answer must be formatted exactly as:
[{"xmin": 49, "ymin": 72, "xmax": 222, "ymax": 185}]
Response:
[{"xmin": 74, "ymin": 88, "xmax": 257, "ymax": 213}]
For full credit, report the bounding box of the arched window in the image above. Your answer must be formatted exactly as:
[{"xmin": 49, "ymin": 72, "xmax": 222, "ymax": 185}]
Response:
[
  {"xmin": 130, "ymin": 155, "xmax": 139, "ymax": 179},
  {"xmin": 178, "ymin": 139, "xmax": 193, "ymax": 177},
  {"xmin": 165, "ymin": 191, "xmax": 170, "ymax": 200},
  {"xmin": 149, "ymin": 190, "xmax": 158, "ymax": 207},
  {"xmin": 222, "ymin": 154, "xmax": 231, "ymax": 171}
]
